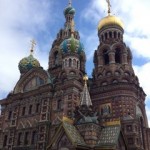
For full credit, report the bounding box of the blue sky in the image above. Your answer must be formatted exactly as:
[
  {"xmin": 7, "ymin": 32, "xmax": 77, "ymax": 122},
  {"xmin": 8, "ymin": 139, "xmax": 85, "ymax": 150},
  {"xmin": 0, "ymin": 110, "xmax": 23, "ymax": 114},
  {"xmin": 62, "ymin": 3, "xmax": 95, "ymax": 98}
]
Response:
[{"xmin": 0, "ymin": 0, "xmax": 150, "ymax": 125}]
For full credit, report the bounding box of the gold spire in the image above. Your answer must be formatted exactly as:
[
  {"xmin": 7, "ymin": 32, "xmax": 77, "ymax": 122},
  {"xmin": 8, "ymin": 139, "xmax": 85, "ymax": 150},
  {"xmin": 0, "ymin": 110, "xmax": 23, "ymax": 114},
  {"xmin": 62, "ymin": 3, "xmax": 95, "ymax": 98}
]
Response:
[
  {"xmin": 83, "ymin": 75, "xmax": 88, "ymax": 85},
  {"xmin": 30, "ymin": 39, "xmax": 36, "ymax": 55},
  {"xmin": 106, "ymin": 0, "xmax": 111, "ymax": 15},
  {"xmin": 81, "ymin": 75, "xmax": 92, "ymax": 106},
  {"xmin": 68, "ymin": 0, "xmax": 72, "ymax": 6}
]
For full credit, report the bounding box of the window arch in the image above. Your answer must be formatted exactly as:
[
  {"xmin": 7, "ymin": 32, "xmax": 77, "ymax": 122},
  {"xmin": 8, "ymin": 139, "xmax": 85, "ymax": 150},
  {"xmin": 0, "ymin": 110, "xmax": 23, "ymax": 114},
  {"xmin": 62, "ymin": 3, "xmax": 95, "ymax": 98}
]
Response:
[
  {"xmin": 114, "ymin": 31, "xmax": 117, "ymax": 38},
  {"xmin": 115, "ymin": 48, "xmax": 121, "ymax": 64},
  {"xmin": 105, "ymin": 32, "xmax": 108, "ymax": 40},
  {"xmin": 24, "ymin": 77, "xmax": 44, "ymax": 92},
  {"xmin": 69, "ymin": 58, "xmax": 72, "ymax": 67},
  {"xmin": 118, "ymin": 32, "xmax": 121, "ymax": 39},
  {"xmin": 73, "ymin": 59, "xmax": 76, "ymax": 67},
  {"xmin": 57, "ymin": 100, "xmax": 62, "ymax": 110},
  {"xmin": 109, "ymin": 31, "xmax": 112, "ymax": 38},
  {"xmin": 103, "ymin": 49, "xmax": 109, "ymax": 65}
]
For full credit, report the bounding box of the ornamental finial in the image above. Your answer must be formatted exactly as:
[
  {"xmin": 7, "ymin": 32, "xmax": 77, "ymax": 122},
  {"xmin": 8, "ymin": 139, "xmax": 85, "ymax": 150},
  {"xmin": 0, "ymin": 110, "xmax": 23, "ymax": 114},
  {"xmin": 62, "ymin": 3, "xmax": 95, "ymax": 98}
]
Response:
[
  {"xmin": 106, "ymin": 0, "xmax": 111, "ymax": 15},
  {"xmin": 30, "ymin": 39, "xmax": 36, "ymax": 55},
  {"xmin": 68, "ymin": 0, "xmax": 72, "ymax": 6},
  {"xmin": 83, "ymin": 75, "xmax": 88, "ymax": 85}
]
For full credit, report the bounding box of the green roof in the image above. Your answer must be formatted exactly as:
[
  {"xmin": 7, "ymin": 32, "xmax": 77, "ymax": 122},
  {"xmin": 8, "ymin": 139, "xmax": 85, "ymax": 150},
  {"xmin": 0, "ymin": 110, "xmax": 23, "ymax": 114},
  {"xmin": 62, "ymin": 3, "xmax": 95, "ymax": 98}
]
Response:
[{"xmin": 97, "ymin": 125, "xmax": 121, "ymax": 148}]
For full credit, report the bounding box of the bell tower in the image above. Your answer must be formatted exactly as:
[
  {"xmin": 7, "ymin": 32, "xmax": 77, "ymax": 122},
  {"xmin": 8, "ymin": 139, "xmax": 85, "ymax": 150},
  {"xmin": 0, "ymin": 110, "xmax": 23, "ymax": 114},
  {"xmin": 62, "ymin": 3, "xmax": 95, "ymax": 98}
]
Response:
[{"xmin": 91, "ymin": 0, "xmax": 149, "ymax": 149}]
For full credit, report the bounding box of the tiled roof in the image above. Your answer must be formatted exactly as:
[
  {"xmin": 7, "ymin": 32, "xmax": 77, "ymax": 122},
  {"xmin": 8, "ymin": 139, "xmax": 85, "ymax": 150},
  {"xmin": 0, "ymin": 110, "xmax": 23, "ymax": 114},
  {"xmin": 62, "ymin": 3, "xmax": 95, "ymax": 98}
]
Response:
[
  {"xmin": 63, "ymin": 121, "xmax": 86, "ymax": 146},
  {"xmin": 97, "ymin": 125, "xmax": 121, "ymax": 147}
]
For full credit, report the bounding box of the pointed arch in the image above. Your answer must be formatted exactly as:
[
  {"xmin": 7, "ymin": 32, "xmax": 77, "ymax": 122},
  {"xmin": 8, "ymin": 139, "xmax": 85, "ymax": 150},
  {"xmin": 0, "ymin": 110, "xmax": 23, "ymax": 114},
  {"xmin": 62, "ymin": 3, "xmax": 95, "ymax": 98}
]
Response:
[
  {"xmin": 25, "ymin": 120, "xmax": 32, "ymax": 128},
  {"xmin": 17, "ymin": 121, "xmax": 25, "ymax": 129},
  {"xmin": 14, "ymin": 69, "xmax": 48, "ymax": 93}
]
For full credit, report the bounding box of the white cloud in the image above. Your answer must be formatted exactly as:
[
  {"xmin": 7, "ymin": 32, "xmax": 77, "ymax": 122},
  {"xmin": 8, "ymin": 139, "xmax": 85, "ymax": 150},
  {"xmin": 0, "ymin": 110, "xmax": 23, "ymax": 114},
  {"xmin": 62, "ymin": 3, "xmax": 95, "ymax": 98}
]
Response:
[
  {"xmin": 81, "ymin": 0, "xmax": 150, "ymax": 122},
  {"xmin": 146, "ymin": 106, "xmax": 150, "ymax": 127},
  {"xmin": 134, "ymin": 63, "xmax": 150, "ymax": 99},
  {"xmin": 82, "ymin": 0, "xmax": 150, "ymax": 59},
  {"xmin": 0, "ymin": 0, "xmax": 55, "ymax": 97}
]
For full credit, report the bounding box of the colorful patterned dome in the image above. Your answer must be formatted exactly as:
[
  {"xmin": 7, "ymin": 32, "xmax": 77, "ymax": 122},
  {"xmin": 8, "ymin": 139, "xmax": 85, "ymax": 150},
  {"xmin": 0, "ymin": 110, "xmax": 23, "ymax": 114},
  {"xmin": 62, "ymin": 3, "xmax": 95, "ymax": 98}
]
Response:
[
  {"xmin": 64, "ymin": 5, "xmax": 75, "ymax": 16},
  {"xmin": 19, "ymin": 54, "xmax": 40, "ymax": 74},
  {"xmin": 60, "ymin": 36, "xmax": 84, "ymax": 54}
]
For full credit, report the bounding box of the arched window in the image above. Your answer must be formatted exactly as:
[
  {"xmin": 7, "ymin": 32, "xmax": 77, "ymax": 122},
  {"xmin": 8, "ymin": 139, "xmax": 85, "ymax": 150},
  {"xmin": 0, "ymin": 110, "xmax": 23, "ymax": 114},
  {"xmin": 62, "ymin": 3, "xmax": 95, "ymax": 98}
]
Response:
[
  {"xmin": 65, "ymin": 59, "xmax": 67, "ymax": 67},
  {"xmin": 31, "ymin": 131, "xmax": 37, "ymax": 144},
  {"xmin": 57, "ymin": 100, "xmax": 62, "ymax": 110},
  {"xmin": 103, "ymin": 50, "xmax": 109, "ymax": 65},
  {"xmin": 29, "ymin": 105, "xmax": 32, "ymax": 114},
  {"xmin": 17, "ymin": 132, "xmax": 22, "ymax": 145},
  {"xmin": 115, "ymin": 48, "xmax": 121, "ymax": 64},
  {"xmin": 73, "ymin": 59, "xmax": 76, "ymax": 67},
  {"xmin": 69, "ymin": 58, "xmax": 72, "ymax": 67},
  {"xmin": 24, "ymin": 132, "xmax": 29, "ymax": 145},
  {"xmin": 118, "ymin": 32, "xmax": 121, "ymax": 39},
  {"xmin": 105, "ymin": 33, "xmax": 108, "ymax": 40},
  {"xmin": 24, "ymin": 77, "xmax": 44, "ymax": 92},
  {"xmin": 114, "ymin": 31, "xmax": 117, "ymax": 38},
  {"xmin": 109, "ymin": 31, "xmax": 112, "ymax": 38},
  {"xmin": 3, "ymin": 135, "xmax": 8, "ymax": 147}
]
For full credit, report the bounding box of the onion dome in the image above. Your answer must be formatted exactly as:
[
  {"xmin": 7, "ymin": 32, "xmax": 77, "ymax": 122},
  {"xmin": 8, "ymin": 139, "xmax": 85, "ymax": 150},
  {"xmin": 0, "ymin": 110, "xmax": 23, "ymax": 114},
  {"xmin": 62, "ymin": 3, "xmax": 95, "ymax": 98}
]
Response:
[
  {"xmin": 18, "ymin": 40, "xmax": 40, "ymax": 74},
  {"xmin": 64, "ymin": 1, "xmax": 75, "ymax": 16},
  {"xmin": 60, "ymin": 36, "xmax": 84, "ymax": 54},
  {"xmin": 98, "ymin": 15, "xmax": 124, "ymax": 30},
  {"xmin": 19, "ymin": 54, "xmax": 40, "ymax": 74}
]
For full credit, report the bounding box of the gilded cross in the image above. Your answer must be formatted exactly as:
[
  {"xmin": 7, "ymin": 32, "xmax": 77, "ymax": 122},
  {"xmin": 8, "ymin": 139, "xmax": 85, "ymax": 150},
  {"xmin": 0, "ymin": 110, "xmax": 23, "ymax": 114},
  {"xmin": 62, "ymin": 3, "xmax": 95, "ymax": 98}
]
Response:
[
  {"xmin": 106, "ymin": 0, "xmax": 111, "ymax": 15},
  {"xmin": 30, "ymin": 39, "xmax": 36, "ymax": 54},
  {"xmin": 68, "ymin": 0, "xmax": 72, "ymax": 6}
]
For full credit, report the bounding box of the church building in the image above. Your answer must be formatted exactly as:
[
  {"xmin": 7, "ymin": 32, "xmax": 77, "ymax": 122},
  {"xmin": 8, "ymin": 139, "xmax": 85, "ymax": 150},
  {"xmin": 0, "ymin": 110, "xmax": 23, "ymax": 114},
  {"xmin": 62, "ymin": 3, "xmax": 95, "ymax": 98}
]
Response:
[{"xmin": 0, "ymin": 0, "xmax": 150, "ymax": 150}]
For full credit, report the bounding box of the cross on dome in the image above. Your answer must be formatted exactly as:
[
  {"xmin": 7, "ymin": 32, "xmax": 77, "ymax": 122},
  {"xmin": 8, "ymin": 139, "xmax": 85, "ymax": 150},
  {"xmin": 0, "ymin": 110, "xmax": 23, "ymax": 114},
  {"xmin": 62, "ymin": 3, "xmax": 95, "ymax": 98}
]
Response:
[
  {"xmin": 68, "ymin": 0, "xmax": 72, "ymax": 6},
  {"xmin": 106, "ymin": 0, "xmax": 111, "ymax": 15},
  {"xmin": 30, "ymin": 39, "xmax": 36, "ymax": 55}
]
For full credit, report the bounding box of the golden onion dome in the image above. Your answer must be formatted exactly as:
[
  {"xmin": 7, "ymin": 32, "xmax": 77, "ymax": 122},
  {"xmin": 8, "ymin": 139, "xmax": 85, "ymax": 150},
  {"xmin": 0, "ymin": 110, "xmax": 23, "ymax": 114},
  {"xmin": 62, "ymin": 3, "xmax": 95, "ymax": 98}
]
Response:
[{"xmin": 98, "ymin": 15, "xmax": 124, "ymax": 30}]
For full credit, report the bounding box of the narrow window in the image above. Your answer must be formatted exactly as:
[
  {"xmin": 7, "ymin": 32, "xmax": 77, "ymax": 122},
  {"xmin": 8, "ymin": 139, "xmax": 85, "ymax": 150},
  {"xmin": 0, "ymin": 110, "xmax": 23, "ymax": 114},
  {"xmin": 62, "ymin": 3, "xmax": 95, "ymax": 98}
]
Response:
[
  {"xmin": 73, "ymin": 59, "xmax": 76, "ymax": 67},
  {"xmin": 8, "ymin": 111, "xmax": 12, "ymax": 119},
  {"xmin": 114, "ymin": 31, "xmax": 117, "ymax": 38},
  {"xmin": 29, "ymin": 105, "xmax": 32, "ymax": 115},
  {"xmin": 103, "ymin": 50, "xmax": 109, "ymax": 65},
  {"xmin": 36, "ymin": 103, "xmax": 40, "ymax": 113},
  {"xmin": 109, "ymin": 31, "xmax": 112, "ymax": 38},
  {"xmin": 118, "ymin": 32, "xmax": 121, "ymax": 39},
  {"xmin": 105, "ymin": 32, "xmax": 108, "ymax": 39},
  {"xmin": 57, "ymin": 100, "xmax": 62, "ymax": 110},
  {"xmin": 115, "ymin": 49, "xmax": 121, "ymax": 64},
  {"xmin": 24, "ymin": 132, "xmax": 29, "ymax": 145},
  {"xmin": 31, "ymin": 131, "xmax": 37, "ymax": 144},
  {"xmin": 17, "ymin": 132, "xmax": 22, "ymax": 145},
  {"xmin": 22, "ymin": 107, "xmax": 26, "ymax": 116},
  {"xmin": 69, "ymin": 58, "xmax": 72, "ymax": 67},
  {"xmin": 3, "ymin": 135, "xmax": 7, "ymax": 147}
]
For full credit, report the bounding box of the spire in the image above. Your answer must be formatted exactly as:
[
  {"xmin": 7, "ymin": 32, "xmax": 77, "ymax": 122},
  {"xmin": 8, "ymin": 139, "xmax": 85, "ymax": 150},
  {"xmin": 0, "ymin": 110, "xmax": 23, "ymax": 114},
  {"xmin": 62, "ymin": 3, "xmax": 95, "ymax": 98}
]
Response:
[
  {"xmin": 30, "ymin": 39, "xmax": 36, "ymax": 55},
  {"xmin": 106, "ymin": 0, "xmax": 111, "ymax": 15},
  {"xmin": 68, "ymin": 0, "xmax": 72, "ymax": 6},
  {"xmin": 80, "ymin": 75, "xmax": 92, "ymax": 107}
]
